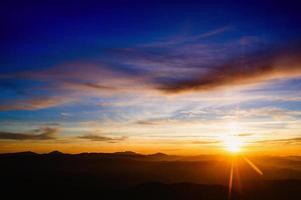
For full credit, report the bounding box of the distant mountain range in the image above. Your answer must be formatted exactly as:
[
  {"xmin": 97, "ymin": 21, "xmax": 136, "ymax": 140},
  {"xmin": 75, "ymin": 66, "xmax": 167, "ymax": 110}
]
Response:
[{"xmin": 1, "ymin": 151, "xmax": 301, "ymax": 199}]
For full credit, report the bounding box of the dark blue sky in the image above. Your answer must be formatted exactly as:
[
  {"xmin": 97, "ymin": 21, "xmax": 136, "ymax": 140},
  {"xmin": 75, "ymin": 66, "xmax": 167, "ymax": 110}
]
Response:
[{"xmin": 1, "ymin": 0, "xmax": 301, "ymax": 72}]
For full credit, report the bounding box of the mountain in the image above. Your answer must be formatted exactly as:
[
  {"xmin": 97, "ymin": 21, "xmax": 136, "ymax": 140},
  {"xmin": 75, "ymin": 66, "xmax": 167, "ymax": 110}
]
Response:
[
  {"xmin": 114, "ymin": 151, "xmax": 139, "ymax": 155},
  {"xmin": 47, "ymin": 150, "xmax": 65, "ymax": 155},
  {"xmin": 0, "ymin": 152, "xmax": 301, "ymax": 199}
]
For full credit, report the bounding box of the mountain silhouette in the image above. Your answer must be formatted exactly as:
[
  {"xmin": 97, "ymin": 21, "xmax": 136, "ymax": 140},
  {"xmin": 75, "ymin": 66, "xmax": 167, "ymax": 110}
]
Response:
[{"xmin": 1, "ymin": 151, "xmax": 300, "ymax": 200}]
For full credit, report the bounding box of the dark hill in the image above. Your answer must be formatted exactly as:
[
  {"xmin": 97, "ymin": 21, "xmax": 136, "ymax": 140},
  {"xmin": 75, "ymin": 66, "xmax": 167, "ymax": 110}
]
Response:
[{"xmin": 0, "ymin": 152, "xmax": 301, "ymax": 200}]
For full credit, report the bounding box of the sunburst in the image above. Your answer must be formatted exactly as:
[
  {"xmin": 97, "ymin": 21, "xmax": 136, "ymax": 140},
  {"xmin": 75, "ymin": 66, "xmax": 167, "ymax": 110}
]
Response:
[
  {"xmin": 221, "ymin": 122, "xmax": 263, "ymax": 200},
  {"xmin": 224, "ymin": 135, "xmax": 242, "ymax": 153}
]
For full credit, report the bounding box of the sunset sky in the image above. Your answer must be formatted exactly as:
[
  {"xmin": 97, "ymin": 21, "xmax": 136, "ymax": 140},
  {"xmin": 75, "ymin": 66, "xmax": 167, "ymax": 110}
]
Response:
[{"xmin": 1, "ymin": 1, "xmax": 301, "ymax": 155}]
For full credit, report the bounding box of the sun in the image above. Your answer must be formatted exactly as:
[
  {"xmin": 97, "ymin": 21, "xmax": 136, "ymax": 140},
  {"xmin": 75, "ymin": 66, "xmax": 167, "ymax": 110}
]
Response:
[
  {"xmin": 222, "ymin": 122, "xmax": 243, "ymax": 154},
  {"xmin": 225, "ymin": 137, "xmax": 242, "ymax": 153}
]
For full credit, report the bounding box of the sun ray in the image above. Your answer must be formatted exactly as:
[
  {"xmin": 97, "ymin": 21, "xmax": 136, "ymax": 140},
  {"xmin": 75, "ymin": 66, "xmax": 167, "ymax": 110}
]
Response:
[
  {"xmin": 234, "ymin": 159, "xmax": 242, "ymax": 194},
  {"xmin": 228, "ymin": 159, "xmax": 234, "ymax": 200},
  {"xmin": 242, "ymin": 156, "xmax": 263, "ymax": 175}
]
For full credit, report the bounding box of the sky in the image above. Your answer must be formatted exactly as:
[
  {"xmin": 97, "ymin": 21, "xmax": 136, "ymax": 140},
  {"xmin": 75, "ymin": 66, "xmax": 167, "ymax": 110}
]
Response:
[{"xmin": 0, "ymin": 0, "xmax": 301, "ymax": 155}]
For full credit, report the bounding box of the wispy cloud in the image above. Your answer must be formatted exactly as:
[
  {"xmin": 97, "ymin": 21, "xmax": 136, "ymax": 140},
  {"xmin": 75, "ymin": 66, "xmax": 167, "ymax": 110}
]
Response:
[
  {"xmin": 192, "ymin": 140, "xmax": 220, "ymax": 145},
  {"xmin": 256, "ymin": 137, "xmax": 301, "ymax": 145},
  {"xmin": 238, "ymin": 133, "xmax": 253, "ymax": 137},
  {"xmin": 0, "ymin": 63, "xmax": 148, "ymax": 111},
  {"xmin": 221, "ymin": 107, "xmax": 301, "ymax": 120},
  {"xmin": 77, "ymin": 134, "xmax": 127, "ymax": 142},
  {"xmin": 143, "ymin": 26, "xmax": 232, "ymax": 47},
  {"xmin": 0, "ymin": 127, "xmax": 58, "ymax": 140},
  {"xmin": 0, "ymin": 96, "xmax": 70, "ymax": 111},
  {"xmin": 136, "ymin": 118, "xmax": 172, "ymax": 125}
]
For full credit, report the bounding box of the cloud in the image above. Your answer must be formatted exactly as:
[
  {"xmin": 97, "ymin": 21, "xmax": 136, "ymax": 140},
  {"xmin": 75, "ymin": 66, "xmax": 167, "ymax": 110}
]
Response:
[
  {"xmin": 136, "ymin": 119, "xmax": 163, "ymax": 125},
  {"xmin": 77, "ymin": 134, "xmax": 127, "ymax": 142},
  {"xmin": 143, "ymin": 26, "xmax": 232, "ymax": 47},
  {"xmin": 0, "ymin": 62, "xmax": 153, "ymax": 111},
  {"xmin": 156, "ymin": 45, "xmax": 301, "ymax": 93},
  {"xmin": 238, "ymin": 133, "xmax": 253, "ymax": 137},
  {"xmin": 135, "ymin": 118, "xmax": 177, "ymax": 126},
  {"xmin": 192, "ymin": 140, "xmax": 220, "ymax": 145},
  {"xmin": 0, "ymin": 63, "xmax": 145, "ymax": 111},
  {"xmin": 66, "ymin": 82, "xmax": 114, "ymax": 91},
  {"xmin": 1, "ymin": 31, "xmax": 301, "ymax": 112},
  {"xmin": 256, "ymin": 137, "xmax": 301, "ymax": 145},
  {"xmin": 21, "ymin": 63, "xmax": 145, "ymax": 92},
  {"xmin": 0, "ymin": 96, "xmax": 70, "ymax": 111},
  {"xmin": 221, "ymin": 107, "xmax": 301, "ymax": 120},
  {"xmin": 43, "ymin": 123, "xmax": 60, "ymax": 126},
  {"xmin": 112, "ymin": 32, "xmax": 301, "ymax": 94},
  {"xmin": 0, "ymin": 127, "xmax": 58, "ymax": 140}
]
